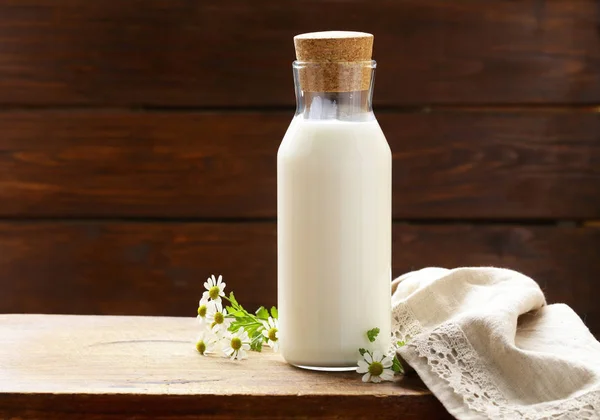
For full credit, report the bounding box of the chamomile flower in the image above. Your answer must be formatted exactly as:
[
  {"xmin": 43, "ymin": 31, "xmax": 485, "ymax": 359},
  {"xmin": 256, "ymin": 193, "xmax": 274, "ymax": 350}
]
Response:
[
  {"xmin": 357, "ymin": 350, "xmax": 395, "ymax": 383},
  {"xmin": 261, "ymin": 317, "xmax": 279, "ymax": 352},
  {"xmin": 195, "ymin": 330, "xmax": 218, "ymax": 356},
  {"xmin": 222, "ymin": 327, "xmax": 251, "ymax": 361},
  {"xmin": 197, "ymin": 296, "xmax": 211, "ymax": 327},
  {"xmin": 205, "ymin": 300, "xmax": 231, "ymax": 334},
  {"xmin": 202, "ymin": 274, "xmax": 226, "ymax": 304}
]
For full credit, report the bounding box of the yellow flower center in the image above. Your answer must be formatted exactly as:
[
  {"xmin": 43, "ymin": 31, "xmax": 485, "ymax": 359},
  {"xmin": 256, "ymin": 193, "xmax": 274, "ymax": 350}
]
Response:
[
  {"xmin": 197, "ymin": 305, "xmax": 207, "ymax": 317},
  {"xmin": 209, "ymin": 286, "xmax": 220, "ymax": 300},
  {"xmin": 196, "ymin": 340, "xmax": 206, "ymax": 355},
  {"xmin": 268, "ymin": 328, "xmax": 278, "ymax": 342},
  {"xmin": 368, "ymin": 361, "xmax": 384, "ymax": 376},
  {"xmin": 214, "ymin": 312, "xmax": 224, "ymax": 324},
  {"xmin": 231, "ymin": 337, "xmax": 242, "ymax": 351}
]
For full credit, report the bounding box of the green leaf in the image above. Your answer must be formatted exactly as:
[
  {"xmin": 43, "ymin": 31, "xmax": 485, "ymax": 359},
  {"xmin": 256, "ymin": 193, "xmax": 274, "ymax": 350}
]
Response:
[
  {"xmin": 397, "ymin": 340, "xmax": 406, "ymax": 348},
  {"xmin": 255, "ymin": 306, "xmax": 269, "ymax": 320},
  {"xmin": 249, "ymin": 330, "xmax": 265, "ymax": 352},
  {"xmin": 228, "ymin": 291, "xmax": 238, "ymax": 306},
  {"xmin": 366, "ymin": 327, "xmax": 380, "ymax": 343},
  {"xmin": 270, "ymin": 306, "xmax": 278, "ymax": 319},
  {"xmin": 392, "ymin": 356, "xmax": 404, "ymax": 374},
  {"xmin": 225, "ymin": 306, "xmax": 244, "ymax": 318},
  {"xmin": 358, "ymin": 348, "xmax": 367, "ymax": 356},
  {"xmin": 250, "ymin": 339, "xmax": 263, "ymax": 352}
]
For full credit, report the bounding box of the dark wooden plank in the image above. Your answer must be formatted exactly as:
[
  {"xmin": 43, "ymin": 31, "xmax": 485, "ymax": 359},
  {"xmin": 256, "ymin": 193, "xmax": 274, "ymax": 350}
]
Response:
[
  {"xmin": 0, "ymin": 222, "xmax": 278, "ymax": 317},
  {"xmin": 0, "ymin": 315, "xmax": 451, "ymax": 420},
  {"xmin": 0, "ymin": 111, "xmax": 280, "ymax": 219},
  {"xmin": 0, "ymin": 394, "xmax": 451, "ymax": 420},
  {"xmin": 0, "ymin": 222, "xmax": 598, "ymax": 336},
  {"xmin": 0, "ymin": 0, "xmax": 598, "ymax": 106},
  {"xmin": 1, "ymin": 111, "xmax": 599, "ymax": 219},
  {"xmin": 385, "ymin": 112, "xmax": 600, "ymax": 219}
]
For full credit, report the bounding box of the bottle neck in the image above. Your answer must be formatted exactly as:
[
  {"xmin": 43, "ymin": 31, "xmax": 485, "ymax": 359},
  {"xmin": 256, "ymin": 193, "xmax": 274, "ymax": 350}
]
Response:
[{"xmin": 293, "ymin": 61, "xmax": 376, "ymax": 122}]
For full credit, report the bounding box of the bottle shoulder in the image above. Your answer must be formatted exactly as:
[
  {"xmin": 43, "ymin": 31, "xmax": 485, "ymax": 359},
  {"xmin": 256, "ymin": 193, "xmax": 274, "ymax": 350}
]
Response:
[{"xmin": 278, "ymin": 117, "xmax": 390, "ymax": 160}]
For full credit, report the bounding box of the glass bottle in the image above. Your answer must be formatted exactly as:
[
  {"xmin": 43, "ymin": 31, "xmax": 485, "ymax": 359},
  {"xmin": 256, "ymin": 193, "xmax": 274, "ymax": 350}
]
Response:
[{"xmin": 277, "ymin": 32, "xmax": 391, "ymax": 370}]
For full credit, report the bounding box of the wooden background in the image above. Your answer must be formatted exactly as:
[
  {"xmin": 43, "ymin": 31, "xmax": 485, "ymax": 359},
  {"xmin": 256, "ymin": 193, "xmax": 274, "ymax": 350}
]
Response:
[{"xmin": 0, "ymin": 0, "xmax": 599, "ymax": 335}]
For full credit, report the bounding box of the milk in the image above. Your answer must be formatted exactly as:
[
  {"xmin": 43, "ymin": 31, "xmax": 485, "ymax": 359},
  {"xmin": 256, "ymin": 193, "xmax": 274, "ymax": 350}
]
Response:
[{"xmin": 277, "ymin": 116, "xmax": 392, "ymax": 369}]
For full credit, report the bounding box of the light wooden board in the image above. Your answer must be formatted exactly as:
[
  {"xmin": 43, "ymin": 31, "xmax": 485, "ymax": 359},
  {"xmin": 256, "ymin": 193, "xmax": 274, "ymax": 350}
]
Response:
[{"xmin": 0, "ymin": 314, "xmax": 451, "ymax": 419}]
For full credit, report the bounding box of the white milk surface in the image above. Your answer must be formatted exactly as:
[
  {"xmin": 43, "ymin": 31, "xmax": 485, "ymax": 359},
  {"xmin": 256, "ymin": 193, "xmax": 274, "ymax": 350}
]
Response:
[{"xmin": 277, "ymin": 116, "xmax": 392, "ymax": 368}]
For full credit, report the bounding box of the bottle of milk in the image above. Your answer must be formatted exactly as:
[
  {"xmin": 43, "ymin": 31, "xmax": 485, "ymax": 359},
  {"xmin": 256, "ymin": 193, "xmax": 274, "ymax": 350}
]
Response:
[{"xmin": 278, "ymin": 31, "xmax": 391, "ymax": 370}]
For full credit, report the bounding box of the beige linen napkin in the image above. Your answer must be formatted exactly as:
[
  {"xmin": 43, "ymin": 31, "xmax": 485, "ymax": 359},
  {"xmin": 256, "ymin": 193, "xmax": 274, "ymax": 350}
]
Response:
[{"xmin": 392, "ymin": 267, "xmax": 600, "ymax": 419}]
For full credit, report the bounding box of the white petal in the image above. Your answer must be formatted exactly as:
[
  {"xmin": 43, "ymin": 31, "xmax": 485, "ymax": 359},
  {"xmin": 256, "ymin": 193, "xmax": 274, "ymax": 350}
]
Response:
[
  {"xmin": 382, "ymin": 358, "xmax": 393, "ymax": 368},
  {"xmin": 217, "ymin": 275, "xmax": 223, "ymax": 284},
  {"xmin": 203, "ymin": 281, "xmax": 210, "ymax": 290},
  {"xmin": 238, "ymin": 349, "xmax": 247, "ymax": 359},
  {"xmin": 357, "ymin": 360, "xmax": 369, "ymax": 370},
  {"xmin": 372, "ymin": 350, "xmax": 383, "ymax": 362},
  {"xmin": 357, "ymin": 365, "xmax": 369, "ymax": 374},
  {"xmin": 362, "ymin": 373, "xmax": 371, "ymax": 382},
  {"xmin": 272, "ymin": 342, "xmax": 279, "ymax": 352},
  {"xmin": 262, "ymin": 330, "xmax": 269, "ymax": 338},
  {"xmin": 371, "ymin": 376, "xmax": 382, "ymax": 383},
  {"xmin": 364, "ymin": 352, "xmax": 373, "ymax": 363},
  {"xmin": 380, "ymin": 370, "xmax": 395, "ymax": 381}
]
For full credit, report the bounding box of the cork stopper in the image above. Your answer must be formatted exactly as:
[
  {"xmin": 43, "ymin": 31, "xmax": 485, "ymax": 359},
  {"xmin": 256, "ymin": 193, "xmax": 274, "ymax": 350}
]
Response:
[
  {"xmin": 294, "ymin": 31, "xmax": 373, "ymax": 62},
  {"xmin": 293, "ymin": 31, "xmax": 374, "ymax": 92}
]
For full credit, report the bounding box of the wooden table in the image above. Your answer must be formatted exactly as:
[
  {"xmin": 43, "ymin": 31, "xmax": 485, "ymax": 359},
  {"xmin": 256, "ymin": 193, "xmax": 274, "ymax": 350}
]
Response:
[{"xmin": 0, "ymin": 315, "xmax": 451, "ymax": 419}]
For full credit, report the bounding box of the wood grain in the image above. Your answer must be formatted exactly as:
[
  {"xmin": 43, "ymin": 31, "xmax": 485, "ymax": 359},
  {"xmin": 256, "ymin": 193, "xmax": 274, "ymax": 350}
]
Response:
[
  {"xmin": 0, "ymin": 222, "xmax": 598, "ymax": 336},
  {"xmin": 0, "ymin": 314, "xmax": 451, "ymax": 419},
  {"xmin": 0, "ymin": 0, "xmax": 598, "ymax": 106},
  {"xmin": 1, "ymin": 111, "xmax": 599, "ymax": 219}
]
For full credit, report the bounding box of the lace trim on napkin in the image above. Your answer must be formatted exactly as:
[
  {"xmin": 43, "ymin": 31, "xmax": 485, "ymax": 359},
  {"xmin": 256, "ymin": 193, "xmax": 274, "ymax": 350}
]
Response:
[
  {"xmin": 391, "ymin": 303, "xmax": 423, "ymax": 344},
  {"xmin": 392, "ymin": 304, "xmax": 600, "ymax": 420}
]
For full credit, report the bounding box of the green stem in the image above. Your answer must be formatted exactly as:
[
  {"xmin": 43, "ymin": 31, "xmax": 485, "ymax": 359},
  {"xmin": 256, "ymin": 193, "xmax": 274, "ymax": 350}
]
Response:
[{"xmin": 222, "ymin": 295, "xmax": 254, "ymax": 319}]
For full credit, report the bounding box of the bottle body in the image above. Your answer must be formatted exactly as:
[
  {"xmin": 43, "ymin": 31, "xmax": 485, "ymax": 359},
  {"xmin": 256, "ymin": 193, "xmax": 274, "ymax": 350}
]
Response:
[{"xmin": 277, "ymin": 112, "xmax": 392, "ymax": 369}]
